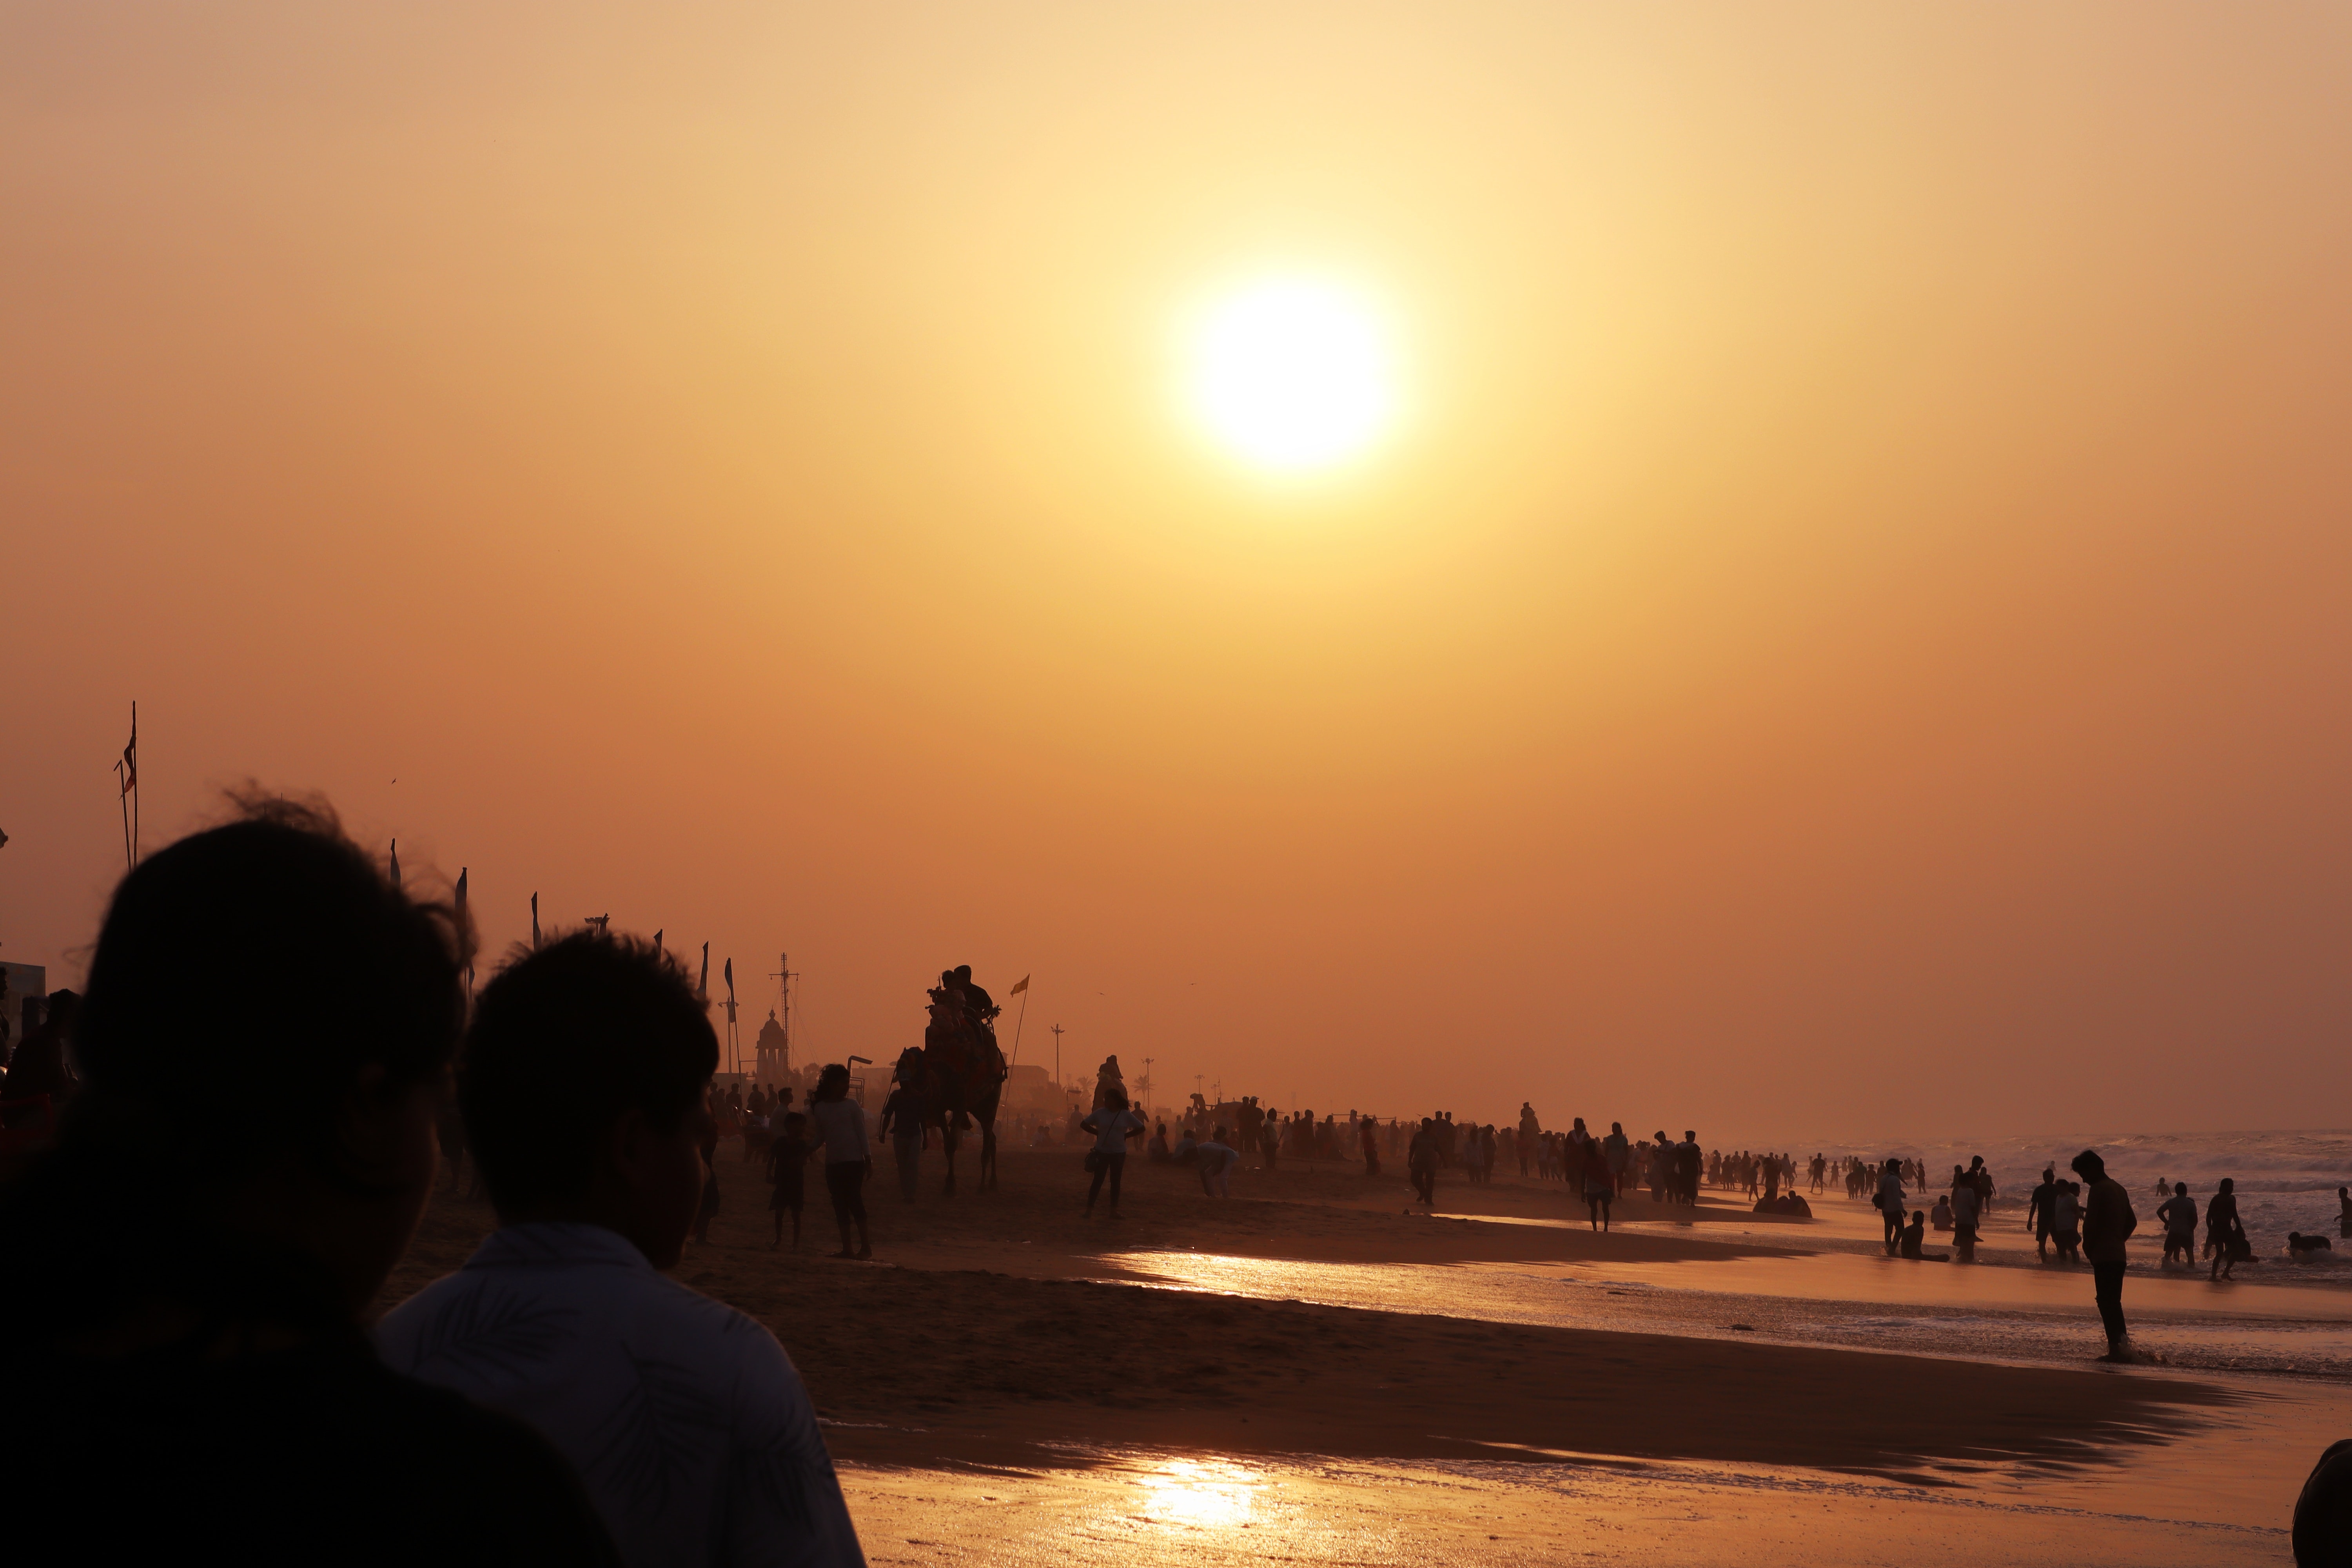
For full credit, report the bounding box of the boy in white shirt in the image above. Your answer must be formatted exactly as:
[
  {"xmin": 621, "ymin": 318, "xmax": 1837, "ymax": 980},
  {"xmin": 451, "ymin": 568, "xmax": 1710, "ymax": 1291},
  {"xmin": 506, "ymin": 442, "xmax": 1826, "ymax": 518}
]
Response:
[{"xmin": 378, "ymin": 933, "xmax": 865, "ymax": 1568}]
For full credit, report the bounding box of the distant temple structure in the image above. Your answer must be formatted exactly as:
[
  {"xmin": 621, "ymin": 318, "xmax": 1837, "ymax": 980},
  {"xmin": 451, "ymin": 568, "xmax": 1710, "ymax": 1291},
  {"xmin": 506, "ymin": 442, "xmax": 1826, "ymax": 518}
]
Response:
[{"xmin": 754, "ymin": 1007, "xmax": 790, "ymax": 1085}]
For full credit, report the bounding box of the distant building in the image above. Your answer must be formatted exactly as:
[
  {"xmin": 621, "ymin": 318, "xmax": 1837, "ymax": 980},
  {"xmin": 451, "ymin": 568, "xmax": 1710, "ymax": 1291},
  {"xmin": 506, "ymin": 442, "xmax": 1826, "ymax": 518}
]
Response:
[
  {"xmin": 1002, "ymin": 1063, "xmax": 1066, "ymax": 1115},
  {"xmin": 753, "ymin": 1008, "xmax": 790, "ymax": 1085}
]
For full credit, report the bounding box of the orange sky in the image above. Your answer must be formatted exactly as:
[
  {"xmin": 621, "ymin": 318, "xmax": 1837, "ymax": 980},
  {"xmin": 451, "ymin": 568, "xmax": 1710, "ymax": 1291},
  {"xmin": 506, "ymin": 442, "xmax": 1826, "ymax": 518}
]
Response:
[{"xmin": 5, "ymin": 4, "xmax": 2348, "ymax": 1140}]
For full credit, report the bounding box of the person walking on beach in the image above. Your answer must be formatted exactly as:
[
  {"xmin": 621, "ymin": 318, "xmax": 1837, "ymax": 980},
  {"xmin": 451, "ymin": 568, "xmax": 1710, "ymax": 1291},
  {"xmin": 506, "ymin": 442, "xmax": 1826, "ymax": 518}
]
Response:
[
  {"xmin": 2156, "ymin": 1183, "xmax": 2199, "ymax": 1268},
  {"xmin": 809, "ymin": 1064, "xmax": 873, "ymax": 1260},
  {"xmin": 2026, "ymin": 1167, "xmax": 2059, "ymax": 1261},
  {"xmin": 1582, "ymin": 1137, "xmax": 1615, "ymax": 1231},
  {"xmin": 1876, "ymin": 1157, "xmax": 1906, "ymax": 1254},
  {"xmin": 1408, "ymin": 1118, "xmax": 1439, "ymax": 1206},
  {"xmin": 2338, "ymin": 1185, "xmax": 2351, "ymax": 1240},
  {"xmin": 1360, "ymin": 1114, "xmax": 1381, "ymax": 1178},
  {"xmin": 2073, "ymin": 1148, "xmax": 2137, "ymax": 1358},
  {"xmin": 1604, "ymin": 1122, "xmax": 1631, "ymax": 1197},
  {"xmin": 1675, "ymin": 1131, "xmax": 1702, "ymax": 1206},
  {"xmin": 768, "ymin": 1111, "xmax": 813, "ymax": 1249},
  {"xmin": 1080, "ymin": 1088, "xmax": 1144, "ymax": 1218},
  {"xmin": 693, "ymin": 1114, "xmax": 722, "ymax": 1247},
  {"xmin": 2207, "ymin": 1177, "xmax": 2250, "ymax": 1281}
]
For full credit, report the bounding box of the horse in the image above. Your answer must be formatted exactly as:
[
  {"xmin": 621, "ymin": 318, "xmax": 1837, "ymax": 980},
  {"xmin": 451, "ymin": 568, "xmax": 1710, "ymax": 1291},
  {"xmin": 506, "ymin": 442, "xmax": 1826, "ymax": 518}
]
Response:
[{"xmin": 897, "ymin": 988, "xmax": 1008, "ymax": 1194}]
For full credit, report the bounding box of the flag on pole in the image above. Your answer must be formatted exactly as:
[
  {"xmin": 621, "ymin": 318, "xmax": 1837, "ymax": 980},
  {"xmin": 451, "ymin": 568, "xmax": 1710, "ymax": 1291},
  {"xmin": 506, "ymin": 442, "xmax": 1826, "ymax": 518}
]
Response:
[
  {"xmin": 653, "ymin": 928, "xmax": 664, "ymax": 953},
  {"xmin": 698, "ymin": 942, "xmax": 709, "ymax": 1001},
  {"xmin": 119, "ymin": 707, "xmax": 137, "ymax": 795},
  {"xmin": 723, "ymin": 958, "xmax": 738, "ymax": 1026},
  {"xmin": 454, "ymin": 867, "xmax": 467, "ymax": 912},
  {"xmin": 1009, "ymin": 975, "xmax": 1030, "ymax": 995},
  {"xmin": 531, "ymin": 892, "xmax": 541, "ymax": 950},
  {"xmin": 389, "ymin": 839, "xmax": 401, "ymax": 887}
]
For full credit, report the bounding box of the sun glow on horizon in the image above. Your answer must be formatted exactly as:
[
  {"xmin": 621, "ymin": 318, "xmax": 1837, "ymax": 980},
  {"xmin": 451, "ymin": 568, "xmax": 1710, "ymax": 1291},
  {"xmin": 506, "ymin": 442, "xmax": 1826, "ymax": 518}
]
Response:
[{"xmin": 1181, "ymin": 276, "xmax": 1399, "ymax": 475}]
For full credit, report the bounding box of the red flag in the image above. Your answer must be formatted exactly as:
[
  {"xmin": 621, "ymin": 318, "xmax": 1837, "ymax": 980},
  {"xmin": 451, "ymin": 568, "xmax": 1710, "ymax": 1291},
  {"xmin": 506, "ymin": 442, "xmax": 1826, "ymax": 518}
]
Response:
[{"xmin": 119, "ymin": 706, "xmax": 137, "ymax": 795}]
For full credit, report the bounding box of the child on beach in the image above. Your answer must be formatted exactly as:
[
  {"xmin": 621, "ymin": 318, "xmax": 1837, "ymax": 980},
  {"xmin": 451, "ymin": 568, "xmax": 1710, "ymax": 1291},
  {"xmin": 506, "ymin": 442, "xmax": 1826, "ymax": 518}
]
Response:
[
  {"xmin": 2053, "ymin": 1181, "xmax": 2083, "ymax": 1262},
  {"xmin": 1899, "ymin": 1210, "xmax": 1949, "ymax": 1261},
  {"xmin": 768, "ymin": 1111, "xmax": 812, "ymax": 1249}
]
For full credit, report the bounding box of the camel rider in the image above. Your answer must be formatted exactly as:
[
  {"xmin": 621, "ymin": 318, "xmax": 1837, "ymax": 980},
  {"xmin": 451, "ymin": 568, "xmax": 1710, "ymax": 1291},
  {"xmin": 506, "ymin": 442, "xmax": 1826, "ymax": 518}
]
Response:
[{"xmin": 950, "ymin": 965, "xmax": 994, "ymax": 1018}]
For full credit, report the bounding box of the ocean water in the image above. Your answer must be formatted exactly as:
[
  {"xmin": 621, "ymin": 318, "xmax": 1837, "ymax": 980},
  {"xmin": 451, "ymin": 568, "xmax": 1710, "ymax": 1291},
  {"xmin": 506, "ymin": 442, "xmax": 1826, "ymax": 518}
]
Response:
[{"xmin": 1800, "ymin": 1128, "xmax": 2352, "ymax": 1269}]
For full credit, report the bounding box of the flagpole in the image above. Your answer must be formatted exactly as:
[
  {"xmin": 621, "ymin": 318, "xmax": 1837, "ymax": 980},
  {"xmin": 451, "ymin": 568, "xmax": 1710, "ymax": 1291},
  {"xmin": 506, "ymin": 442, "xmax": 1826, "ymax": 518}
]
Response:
[
  {"xmin": 129, "ymin": 700, "xmax": 138, "ymax": 866},
  {"xmin": 1008, "ymin": 984, "xmax": 1031, "ymax": 1069}
]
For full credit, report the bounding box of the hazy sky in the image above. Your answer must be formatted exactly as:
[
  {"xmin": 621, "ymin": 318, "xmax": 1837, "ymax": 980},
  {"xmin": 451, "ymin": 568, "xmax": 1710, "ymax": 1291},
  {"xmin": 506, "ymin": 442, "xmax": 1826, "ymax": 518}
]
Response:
[{"xmin": 6, "ymin": 4, "xmax": 2348, "ymax": 1141}]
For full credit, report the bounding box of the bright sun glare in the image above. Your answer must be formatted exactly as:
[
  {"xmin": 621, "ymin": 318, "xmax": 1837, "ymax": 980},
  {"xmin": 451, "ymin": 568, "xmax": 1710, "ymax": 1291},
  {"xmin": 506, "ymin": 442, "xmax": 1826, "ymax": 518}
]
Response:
[{"xmin": 1183, "ymin": 276, "xmax": 1397, "ymax": 474}]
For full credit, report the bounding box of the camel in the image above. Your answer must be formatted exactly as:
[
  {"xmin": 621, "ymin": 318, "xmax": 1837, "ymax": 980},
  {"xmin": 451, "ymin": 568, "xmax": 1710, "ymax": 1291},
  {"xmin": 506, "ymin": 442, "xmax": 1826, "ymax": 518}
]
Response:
[{"xmin": 894, "ymin": 975, "xmax": 1008, "ymax": 1195}]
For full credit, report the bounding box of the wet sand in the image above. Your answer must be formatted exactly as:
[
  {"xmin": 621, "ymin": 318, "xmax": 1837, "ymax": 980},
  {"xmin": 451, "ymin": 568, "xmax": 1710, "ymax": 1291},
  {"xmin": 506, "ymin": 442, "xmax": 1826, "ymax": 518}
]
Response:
[{"xmin": 381, "ymin": 1133, "xmax": 2333, "ymax": 1561}]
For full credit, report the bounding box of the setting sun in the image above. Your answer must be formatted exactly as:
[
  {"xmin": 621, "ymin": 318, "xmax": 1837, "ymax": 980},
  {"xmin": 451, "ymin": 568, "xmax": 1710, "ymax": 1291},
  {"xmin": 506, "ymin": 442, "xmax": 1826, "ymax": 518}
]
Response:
[{"xmin": 1182, "ymin": 276, "xmax": 1398, "ymax": 474}]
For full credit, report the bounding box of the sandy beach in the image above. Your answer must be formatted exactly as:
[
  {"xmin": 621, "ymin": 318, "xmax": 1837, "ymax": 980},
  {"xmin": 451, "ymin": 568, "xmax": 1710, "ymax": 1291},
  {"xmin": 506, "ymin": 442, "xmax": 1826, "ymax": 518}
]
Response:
[{"xmin": 379, "ymin": 1142, "xmax": 2341, "ymax": 1564}]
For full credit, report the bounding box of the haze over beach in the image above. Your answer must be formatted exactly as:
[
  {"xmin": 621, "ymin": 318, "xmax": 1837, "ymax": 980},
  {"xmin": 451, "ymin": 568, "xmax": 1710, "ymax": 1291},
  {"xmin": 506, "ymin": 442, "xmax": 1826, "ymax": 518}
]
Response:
[
  {"xmin": 5, "ymin": 6, "xmax": 2352, "ymax": 1566},
  {"xmin": 7, "ymin": 3, "xmax": 2350, "ymax": 1141}
]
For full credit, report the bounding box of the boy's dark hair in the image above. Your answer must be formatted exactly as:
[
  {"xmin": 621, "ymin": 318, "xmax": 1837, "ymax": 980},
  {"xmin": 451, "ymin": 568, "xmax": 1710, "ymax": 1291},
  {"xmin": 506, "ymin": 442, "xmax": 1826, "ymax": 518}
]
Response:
[
  {"xmin": 0, "ymin": 794, "xmax": 467, "ymax": 1346},
  {"xmin": 461, "ymin": 932, "xmax": 717, "ymax": 1212},
  {"xmin": 76, "ymin": 794, "xmax": 468, "ymax": 1176}
]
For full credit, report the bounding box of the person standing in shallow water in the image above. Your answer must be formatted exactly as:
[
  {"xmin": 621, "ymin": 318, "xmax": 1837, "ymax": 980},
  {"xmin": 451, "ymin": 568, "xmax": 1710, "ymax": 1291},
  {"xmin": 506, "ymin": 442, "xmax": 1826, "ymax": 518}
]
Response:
[
  {"xmin": 2073, "ymin": 1148, "xmax": 2138, "ymax": 1358},
  {"xmin": 2156, "ymin": 1183, "xmax": 2199, "ymax": 1268},
  {"xmin": 1876, "ymin": 1158, "xmax": 1906, "ymax": 1254},
  {"xmin": 2207, "ymin": 1177, "xmax": 2250, "ymax": 1281},
  {"xmin": 2026, "ymin": 1167, "xmax": 2059, "ymax": 1262}
]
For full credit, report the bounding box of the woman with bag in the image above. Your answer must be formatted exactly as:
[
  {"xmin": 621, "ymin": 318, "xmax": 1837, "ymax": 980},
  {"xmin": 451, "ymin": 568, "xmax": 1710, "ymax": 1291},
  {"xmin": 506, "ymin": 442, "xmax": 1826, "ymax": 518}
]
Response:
[{"xmin": 1080, "ymin": 1087, "xmax": 1144, "ymax": 1219}]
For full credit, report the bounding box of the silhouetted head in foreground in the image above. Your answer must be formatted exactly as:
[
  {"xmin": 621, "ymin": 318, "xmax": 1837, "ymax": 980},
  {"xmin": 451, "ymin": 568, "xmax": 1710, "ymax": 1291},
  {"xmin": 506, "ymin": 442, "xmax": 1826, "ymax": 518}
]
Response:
[
  {"xmin": 460, "ymin": 932, "xmax": 717, "ymax": 1272},
  {"xmin": 2070, "ymin": 1149, "xmax": 2107, "ymax": 1183},
  {"xmin": 0, "ymin": 794, "xmax": 470, "ymax": 1341},
  {"xmin": 0, "ymin": 799, "xmax": 624, "ymax": 1568},
  {"xmin": 2296, "ymin": 1440, "xmax": 2352, "ymax": 1565}
]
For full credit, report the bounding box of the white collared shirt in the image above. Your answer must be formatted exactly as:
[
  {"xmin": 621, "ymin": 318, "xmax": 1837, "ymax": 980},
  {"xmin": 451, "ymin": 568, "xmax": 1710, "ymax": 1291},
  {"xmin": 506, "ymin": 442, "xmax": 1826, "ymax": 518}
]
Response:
[{"xmin": 377, "ymin": 1223, "xmax": 865, "ymax": 1568}]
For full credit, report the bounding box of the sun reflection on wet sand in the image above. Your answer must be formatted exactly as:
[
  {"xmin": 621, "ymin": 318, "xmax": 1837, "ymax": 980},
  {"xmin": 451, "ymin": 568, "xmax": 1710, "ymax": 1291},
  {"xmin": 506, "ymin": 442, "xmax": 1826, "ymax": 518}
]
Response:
[
  {"xmin": 1127, "ymin": 1456, "xmax": 1260, "ymax": 1528},
  {"xmin": 843, "ymin": 1444, "xmax": 2299, "ymax": 1567}
]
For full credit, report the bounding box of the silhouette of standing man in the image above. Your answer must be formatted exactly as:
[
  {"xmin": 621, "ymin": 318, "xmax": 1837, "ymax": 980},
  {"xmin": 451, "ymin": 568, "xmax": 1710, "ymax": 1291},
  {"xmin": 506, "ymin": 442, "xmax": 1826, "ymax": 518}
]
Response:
[{"xmin": 2073, "ymin": 1148, "xmax": 2138, "ymax": 1359}]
